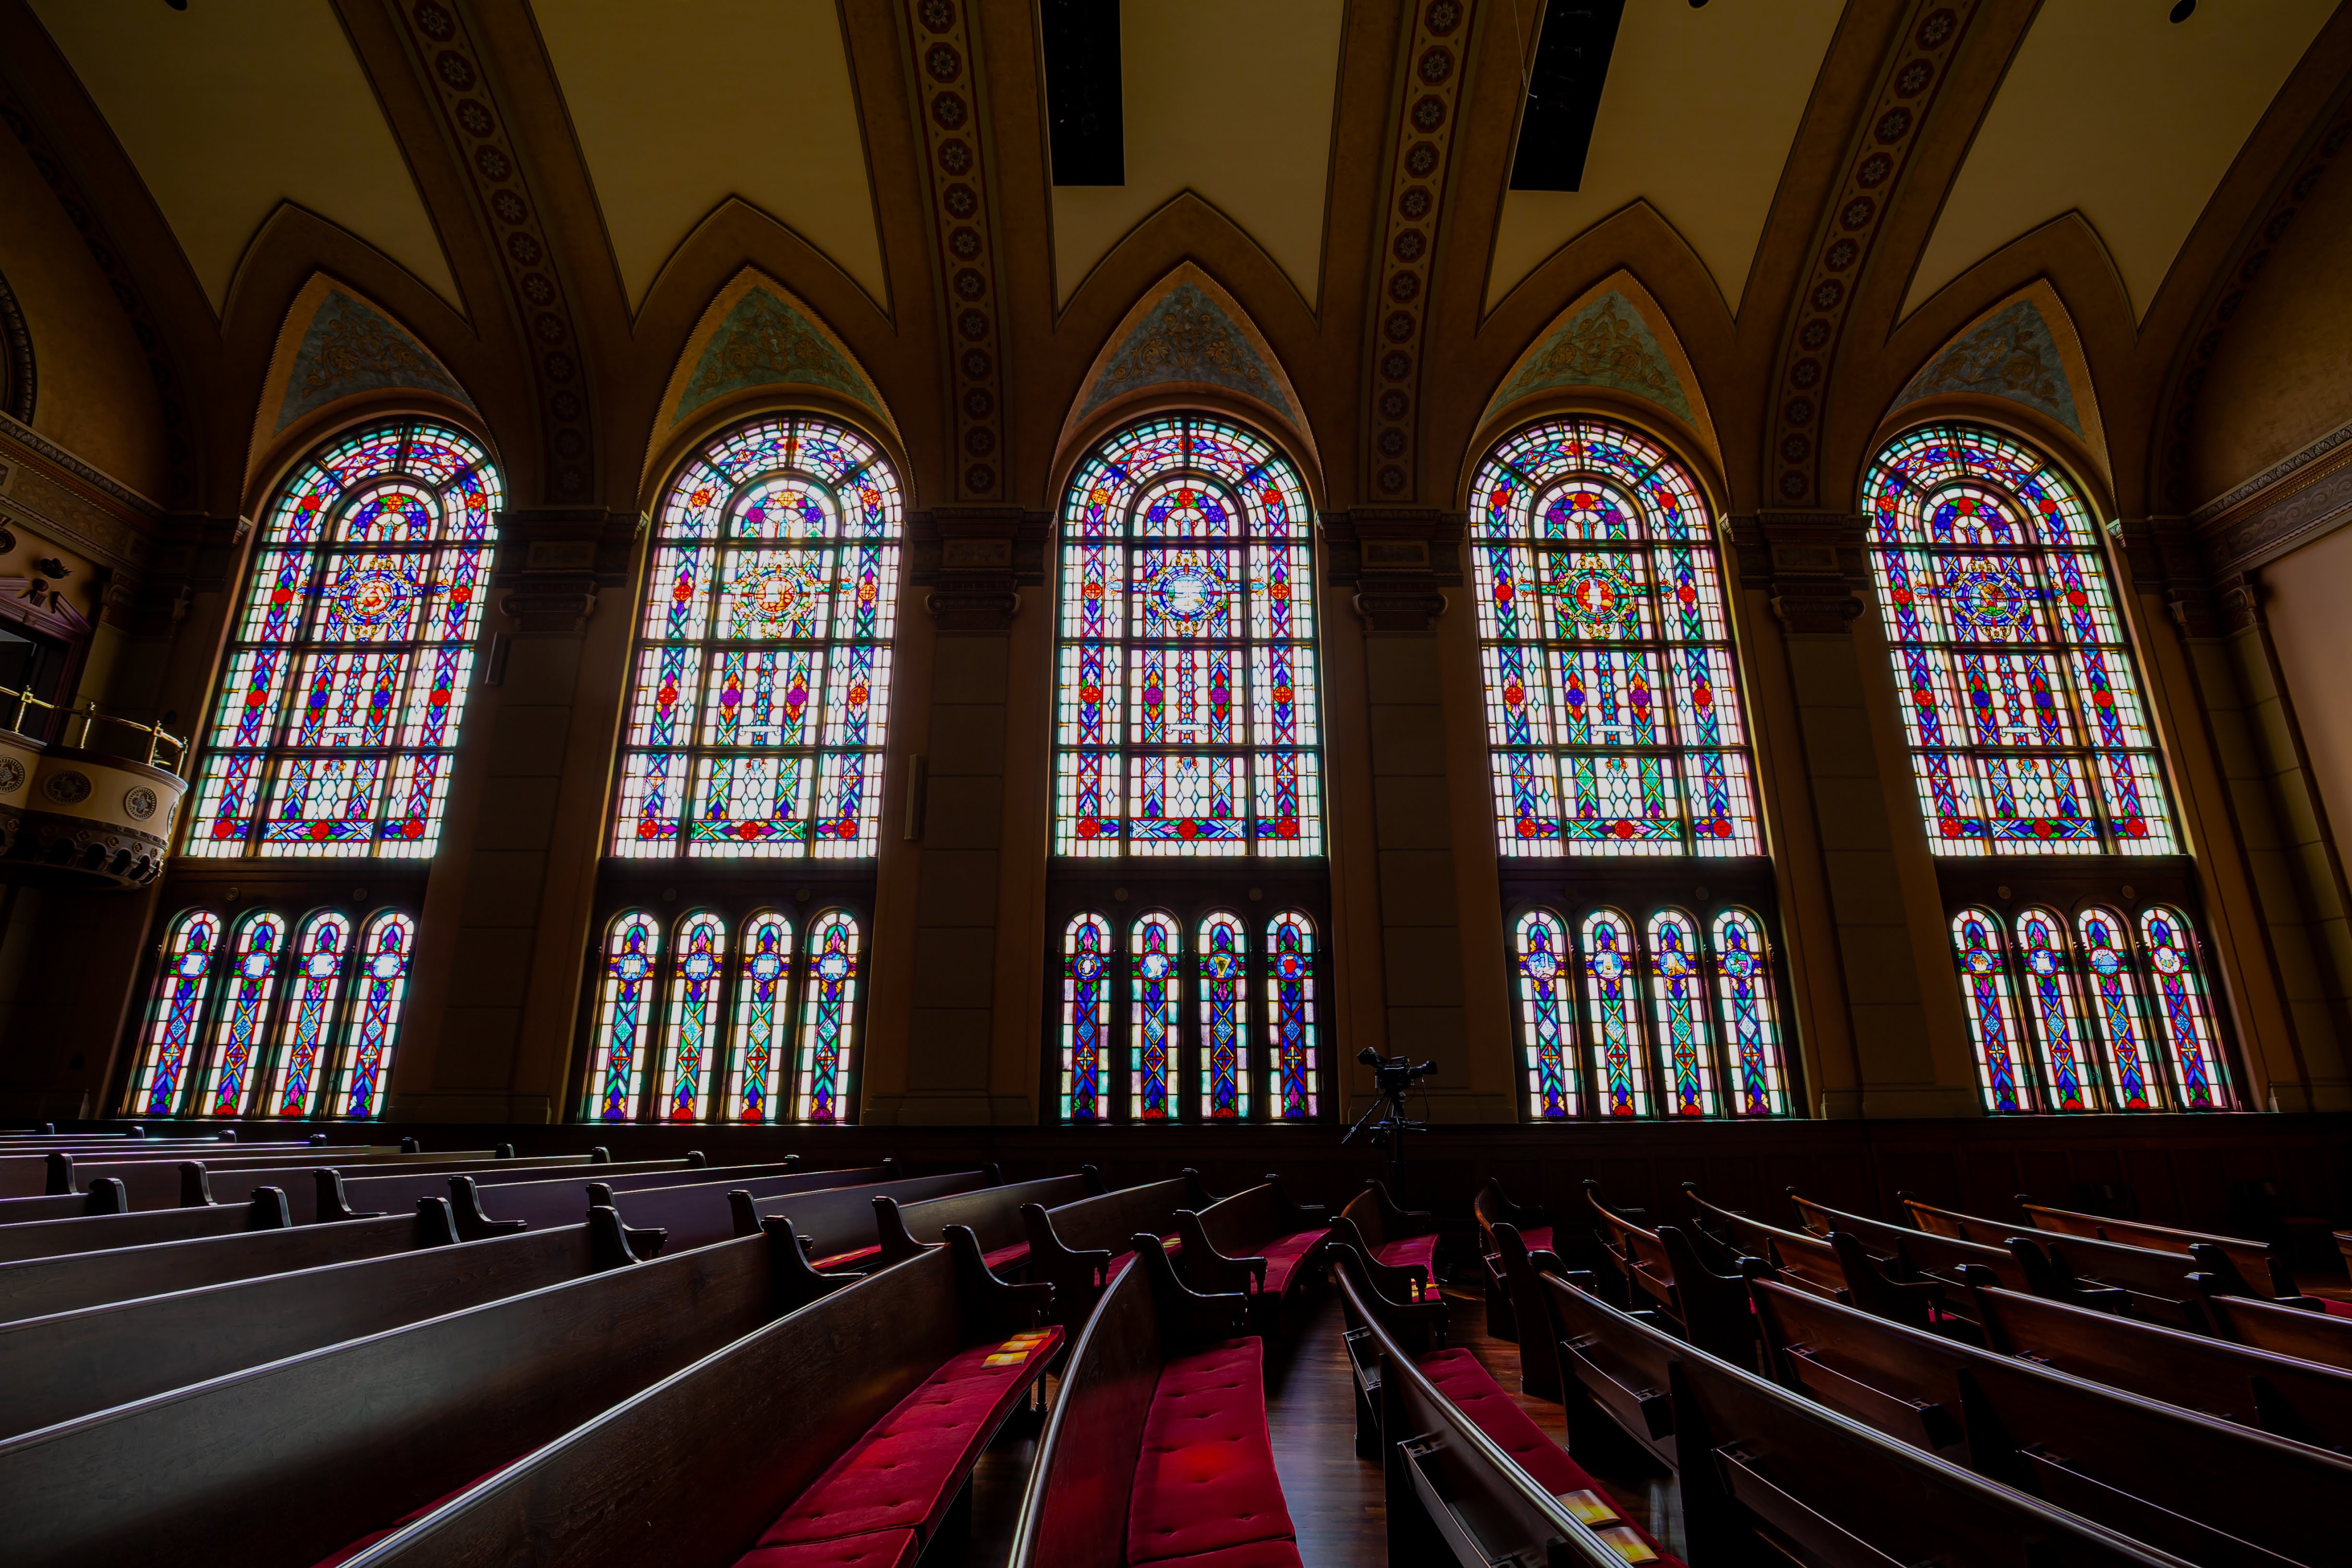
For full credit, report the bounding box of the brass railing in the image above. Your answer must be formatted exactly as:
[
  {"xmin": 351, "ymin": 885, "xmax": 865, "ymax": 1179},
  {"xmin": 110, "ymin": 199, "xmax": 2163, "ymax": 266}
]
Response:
[{"xmin": 0, "ymin": 684, "xmax": 187, "ymax": 774}]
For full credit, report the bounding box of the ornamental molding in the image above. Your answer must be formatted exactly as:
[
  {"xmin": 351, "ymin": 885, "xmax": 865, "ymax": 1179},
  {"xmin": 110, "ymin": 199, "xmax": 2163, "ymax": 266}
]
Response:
[
  {"xmin": 1324, "ymin": 507, "xmax": 1463, "ymax": 633},
  {"xmin": 2189, "ymin": 422, "xmax": 2352, "ymax": 579},
  {"xmin": 1735, "ymin": 512, "xmax": 1868, "ymax": 634},
  {"xmin": 1366, "ymin": 0, "xmax": 1474, "ymax": 500},
  {"xmin": 909, "ymin": 504, "xmax": 1045, "ymax": 631},
  {"xmin": 903, "ymin": 0, "xmax": 1006, "ymax": 502},
  {"xmin": 1767, "ymin": 1, "xmax": 1979, "ymax": 507}
]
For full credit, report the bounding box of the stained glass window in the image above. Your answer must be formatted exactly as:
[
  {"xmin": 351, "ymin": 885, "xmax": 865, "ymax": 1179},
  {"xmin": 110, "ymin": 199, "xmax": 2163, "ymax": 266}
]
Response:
[
  {"xmin": 1266, "ymin": 912, "xmax": 1319, "ymax": 1120},
  {"xmin": 588, "ymin": 911, "xmax": 660, "ymax": 1122},
  {"xmin": 612, "ymin": 415, "xmax": 902, "ymax": 859},
  {"xmin": 1513, "ymin": 904, "xmax": 1788, "ymax": 1120},
  {"xmin": 1199, "ymin": 912, "xmax": 1250, "ymax": 1118},
  {"xmin": 2014, "ymin": 907, "xmax": 2097, "ymax": 1111},
  {"xmin": 655, "ymin": 912, "xmax": 727, "ymax": 1122},
  {"xmin": 795, "ymin": 912, "xmax": 861, "ymax": 1122},
  {"xmin": 129, "ymin": 910, "xmax": 222, "ymax": 1117},
  {"xmin": 1470, "ymin": 418, "xmax": 1761, "ymax": 856},
  {"xmin": 196, "ymin": 911, "xmax": 288, "ymax": 1117},
  {"xmin": 1053, "ymin": 413, "xmax": 1321, "ymax": 858},
  {"xmin": 1060, "ymin": 913, "xmax": 1113, "ymax": 1122},
  {"xmin": 1131, "ymin": 911, "xmax": 1182, "ymax": 1121},
  {"xmin": 266, "ymin": 912, "xmax": 353, "ymax": 1117},
  {"xmin": 186, "ymin": 420, "xmax": 501, "ymax": 859},
  {"xmin": 1953, "ymin": 908, "xmax": 2029, "ymax": 1111},
  {"xmin": 2143, "ymin": 905, "xmax": 2230, "ymax": 1109},
  {"xmin": 726, "ymin": 913, "xmax": 794, "ymax": 1123},
  {"xmin": 331, "ymin": 912, "xmax": 416, "ymax": 1118},
  {"xmin": 1863, "ymin": 425, "xmax": 2175, "ymax": 856}
]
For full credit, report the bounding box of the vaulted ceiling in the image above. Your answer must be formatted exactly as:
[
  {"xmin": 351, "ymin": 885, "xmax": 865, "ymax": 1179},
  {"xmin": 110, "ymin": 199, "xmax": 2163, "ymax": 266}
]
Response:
[{"xmin": 2, "ymin": 0, "xmax": 2347, "ymax": 531}]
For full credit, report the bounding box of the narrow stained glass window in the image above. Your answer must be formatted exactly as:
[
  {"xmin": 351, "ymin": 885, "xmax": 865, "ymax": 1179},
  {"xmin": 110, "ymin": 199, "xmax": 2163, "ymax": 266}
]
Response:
[
  {"xmin": 331, "ymin": 912, "xmax": 415, "ymax": 1118},
  {"xmin": 655, "ymin": 912, "xmax": 728, "ymax": 1122},
  {"xmin": 589, "ymin": 911, "xmax": 660, "ymax": 1121},
  {"xmin": 1863, "ymin": 424, "xmax": 2174, "ymax": 856},
  {"xmin": 186, "ymin": 420, "xmax": 501, "ymax": 859},
  {"xmin": 1199, "ymin": 912, "xmax": 1249, "ymax": 1118},
  {"xmin": 1953, "ymin": 908, "xmax": 2030, "ymax": 1112},
  {"xmin": 1061, "ymin": 913, "xmax": 1113, "ymax": 1122},
  {"xmin": 130, "ymin": 910, "xmax": 223, "ymax": 1117},
  {"xmin": 1647, "ymin": 911, "xmax": 1717, "ymax": 1117},
  {"xmin": 2142, "ymin": 905, "xmax": 2231, "ymax": 1109},
  {"xmin": 612, "ymin": 415, "xmax": 901, "ymax": 860},
  {"xmin": 1712, "ymin": 910, "xmax": 1787, "ymax": 1116},
  {"xmin": 2015, "ymin": 907, "xmax": 2097, "ymax": 1111},
  {"xmin": 726, "ymin": 913, "xmax": 793, "ymax": 1123},
  {"xmin": 1582, "ymin": 909, "xmax": 1649, "ymax": 1116},
  {"xmin": 267, "ymin": 911, "xmax": 353, "ymax": 1118},
  {"xmin": 1266, "ymin": 911, "xmax": 1318, "ymax": 1120},
  {"xmin": 1131, "ymin": 911, "xmax": 1181, "ymax": 1121},
  {"xmin": 2077, "ymin": 907, "xmax": 2159, "ymax": 1110},
  {"xmin": 1470, "ymin": 418, "xmax": 1761, "ymax": 857},
  {"xmin": 1053, "ymin": 413, "xmax": 1322, "ymax": 859},
  {"xmin": 1515, "ymin": 911, "xmax": 1579, "ymax": 1118},
  {"xmin": 796, "ymin": 912, "xmax": 861, "ymax": 1122},
  {"xmin": 199, "ymin": 912, "xmax": 288, "ymax": 1117}
]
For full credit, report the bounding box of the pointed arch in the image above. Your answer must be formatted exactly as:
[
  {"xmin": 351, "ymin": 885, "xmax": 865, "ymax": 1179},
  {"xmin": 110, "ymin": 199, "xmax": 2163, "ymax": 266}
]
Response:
[{"xmin": 1878, "ymin": 281, "xmax": 2108, "ymax": 486}]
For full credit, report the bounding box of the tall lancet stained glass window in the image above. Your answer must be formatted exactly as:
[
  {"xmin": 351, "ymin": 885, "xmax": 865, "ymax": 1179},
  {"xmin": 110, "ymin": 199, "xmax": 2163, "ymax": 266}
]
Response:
[
  {"xmin": 1863, "ymin": 424, "xmax": 2174, "ymax": 855},
  {"xmin": 1053, "ymin": 413, "xmax": 1322, "ymax": 858},
  {"xmin": 614, "ymin": 415, "xmax": 902, "ymax": 859},
  {"xmin": 186, "ymin": 420, "xmax": 502, "ymax": 857},
  {"xmin": 1470, "ymin": 418, "xmax": 1760, "ymax": 856}
]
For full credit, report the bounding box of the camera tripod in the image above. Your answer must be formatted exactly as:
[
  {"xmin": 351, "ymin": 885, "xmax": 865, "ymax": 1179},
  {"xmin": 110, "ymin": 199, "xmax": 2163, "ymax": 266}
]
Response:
[{"xmin": 1341, "ymin": 1057, "xmax": 1431, "ymax": 1204}]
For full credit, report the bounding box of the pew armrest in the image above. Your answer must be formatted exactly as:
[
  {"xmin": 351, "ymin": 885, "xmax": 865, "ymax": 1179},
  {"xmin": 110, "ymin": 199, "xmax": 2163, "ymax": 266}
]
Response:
[
  {"xmin": 415, "ymin": 1196, "xmax": 460, "ymax": 1247},
  {"xmin": 1021, "ymin": 1202, "xmax": 1114, "ymax": 1287},
  {"xmin": 873, "ymin": 1195, "xmax": 933, "ymax": 1267},
  {"xmin": 1328, "ymin": 1215, "xmax": 1432, "ymax": 1296},
  {"xmin": 1133, "ymin": 1233, "xmax": 1250, "ymax": 1349},
  {"xmin": 315, "ymin": 1168, "xmax": 388, "ymax": 1224},
  {"xmin": 1175, "ymin": 1208, "xmax": 1267, "ymax": 1295},
  {"xmin": 947, "ymin": 1224, "xmax": 1055, "ymax": 1336},
  {"xmin": 448, "ymin": 1175, "xmax": 529, "ymax": 1241},
  {"xmin": 1264, "ymin": 1173, "xmax": 1329, "ymax": 1228},
  {"xmin": 761, "ymin": 1216, "xmax": 864, "ymax": 1313},
  {"xmin": 1363, "ymin": 1178, "xmax": 1437, "ymax": 1239}
]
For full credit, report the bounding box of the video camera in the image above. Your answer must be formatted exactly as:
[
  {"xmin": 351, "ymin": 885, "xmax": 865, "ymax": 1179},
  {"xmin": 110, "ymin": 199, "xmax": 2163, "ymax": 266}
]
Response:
[{"xmin": 1357, "ymin": 1046, "xmax": 1438, "ymax": 1096}]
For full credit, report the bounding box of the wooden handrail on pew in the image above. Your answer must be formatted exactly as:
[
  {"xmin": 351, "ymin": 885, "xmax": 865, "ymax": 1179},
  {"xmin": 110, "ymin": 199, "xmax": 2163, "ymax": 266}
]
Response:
[
  {"xmin": 1788, "ymin": 1190, "xmax": 2033, "ymax": 1292},
  {"xmin": 1582, "ymin": 1182, "xmax": 1760, "ymax": 1361},
  {"xmin": 459, "ymin": 1163, "xmax": 895, "ymax": 1251},
  {"xmin": 288, "ymin": 1152, "xmax": 715, "ymax": 1225},
  {"xmin": 0, "ymin": 1199, "xmax": 651, "ymax": 1439},
  {"xmin": 0, "ymin": 1144, "xmax": 374, "ymax": 1200},
  {"xmin": 1021, "ymin": 1175, "xmax": 1191, "ymax": 1328},
  {"xmin": 2004, "ymin": 1227, "xmax": 2317, "ymax": 1329},
  {"xmin": 729, "ymin": 1168, "xmax": 991, "ymax": 1259},
  {"xmin": 341, "ymin": 1228, "xmax": 1052, "ymax": 1567},
  {"xmin": 0, "ymin": 1203, "xmax": 459, "ymax": 1325},
  {"xmin": 1900, "ymin": 1191, "xmax": 2026, "ymax": 1246},
  {"xmin": 1748, "ymin": 1277, "xmax": 2352, "ymax": 1567},
  {"xmin": 1179, "ymin": 1174, "xmax": 1331, "ymax": 1338},
  {"xmin": 2193, "ymin": 1281, "xmax": 2352, "ymax": 1373},
  {"xmin": 34, "ymin": 1145, "xmax": 464, "ymax": 1204},
  {"xmin": 1335, "ymin": 1257, "xmax": 1638, "ymax": 1568},
  {"xmin": 0, "ymin": 1205, "xmax": 832, "ymax": 1567},
  {"xmin": 2018, "ymin": 1196, "xmax": 2299, "ymax": 1296},
  {"xmin": 1539, "ymin": 1268, "xmax": 1684, "ymax": 1469},
  {"xmin": 371, "ymin": 1157, "xmax": 806, "ymax": 1239},
  {"xmin": 872, "ymin": 1171, "xmax": 1092, "ymax": 1269},
  {"xmin": 1965, "ymin": 1280, "xmax": 2352, "ymax": 1450},
  {"xmin": 0, "ymin": 1183, "xmax": 298, "ymax": 1264}
]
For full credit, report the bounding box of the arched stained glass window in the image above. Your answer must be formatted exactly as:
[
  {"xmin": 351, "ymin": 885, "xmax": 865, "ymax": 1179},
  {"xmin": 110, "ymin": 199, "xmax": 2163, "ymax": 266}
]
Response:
[
  {"xmin": 2014, "ymin": 907, "xmax": 2097, "ymax": 1111},
  {"xmin": 1469, "ymin": 418, "xmax": 1760, "ymax": 857},
  {"xmin": 1514, "ymin": 911, "xmax": 1577, "ymax": 1118},
  {"xmin": 2076, "ymin": 907, "xmax": 2157, "ymax": 1110},
  {"xmin": 130, "ymin": 910, "xmax": 222, "ymax": 1117},
  {"xmin": 795, "ymin": 912, "xmax": 862, "ymax": 1122},
  {"xmin": 1131, "ymin": 911, "xmax": 1181, "ymax": 1121},
  {"xmin": 197, "ymin": 912, "xmax": 288, "ymax": 1117},
  {"xmin": 187, "ymin": 420, "xmax": 501, "ymax": 858},
  {"xmin": 589, "ymin": 911, "xmax": 660, "ymax": 1122},
  {"xmin": 1199, "ymin": 912, "xmax": 1249, "ymax": 1118},
  {"xmin": 1266, "ymin": 912, "xmax": 1318, "ymax": 1120},
  {"xmin": 1953, "ymin": 908, "xmax": 2031, "ymax": 1111},
  {"xmin": 2143, "ymin": 905, "xmax": 2229, "ymax": 1109},
  {"xmin": 1060, "ymin": 913, "xmax": 1113, "ymax": 1122},
  {"xmin": 614, "ymin": 415, "xmax": 903, "ymax": 859},
  {"xmin": 331, "ymin": 912, "xmax": 415, "ymax": 1119},
  {"xmin": 1647, "ymin": 911, "xmax": 1716, "ymax": 1117},
  {"xmin": 1053, "ymin": 413, "xmax": 1321, "ymax": 858},
  {"xmin": 1582, "ymin": 909, "xmax": 1649, "ymax": 1117},
  {"xmin": 1863, "ymin": 424, "xmax": 2175, "ymax": 856},
  {"xmin": 1711, "ymin": 911, "xmax": 1787, "ymax": 1117},
  {"xmin": 655, "ymin": 912, "xmax": 727, "ymax": 1122},
  {"xmin": 726, "ymin": 913, "xmax": 794, "ymax": 1123},
  {"xmin": 267, "ymin": 912, "xmax": 353, "ymax": 1118}
]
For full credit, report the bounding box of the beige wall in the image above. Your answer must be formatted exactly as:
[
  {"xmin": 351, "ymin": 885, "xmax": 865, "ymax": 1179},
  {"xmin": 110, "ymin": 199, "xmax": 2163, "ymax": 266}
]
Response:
[{"xmin": 2264, "ymin": 523, "xmax": 2352, "ymax": 847}]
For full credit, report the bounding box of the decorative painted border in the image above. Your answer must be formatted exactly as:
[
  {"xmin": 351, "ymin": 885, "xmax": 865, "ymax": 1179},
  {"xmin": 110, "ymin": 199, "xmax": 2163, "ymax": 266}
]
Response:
[
  {"xmin": 0, "ymin": 265, "xmax": 31, "ymax": 424},
  {"xmin": 395, "ymin": 1, "xmax": 594, "ymax": 502},
  {"xmin": 904, "ymin": 0, "xmax": 1005, "ymax": 502},
  {"xmin": 1767, "ymin": 1, "xmax": 1978, "ymax": 508},
  {"xmin": 0, "ymin": 409, "xmax": 161, "ymax": 519},
  {"xmin": 1367, "ymin": 0, "xmax": 1472, "ymax": 499},
  {"xmin": 0, "ymin": 87, "xmax": 194, "ymax": 507}
]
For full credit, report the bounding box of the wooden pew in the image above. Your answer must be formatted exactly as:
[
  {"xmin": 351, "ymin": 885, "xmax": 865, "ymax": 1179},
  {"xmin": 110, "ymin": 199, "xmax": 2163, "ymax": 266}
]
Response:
[
  {"xmin": 338, "ymin": 1229, "xmax": 1056, "ymax": 1567},
  {"xmin": 0, "ymin": 1142, "xmax": 344, "ymax": 1197},
  {"xmin": 1789, "ymin": 1191, "xmax": 2032, "ymax": 1292},
  {"xmin": 0, "ymin": 1182, "xmax": 133, "ymax": 1224},
  {"xmin": 1540, "ymin": 1269, "xmax": 1684, "ymax": 1470},
  {"xmin": 32, "ymin": 1146, "xmax": 464, "ymax": 1205},
  {"xmin": 0, "ymin": 1211, "xmax": 819, "ymax": 1567},
  {"xmin": 1582, "ymin": 1184, "xmax": 1760, "ymax": 1361},
  {"xmin": 0, "ymin": 1203, "xmax": 456, "ymax": 1325},
  {"xmin": 1022, "ymin": 1177, "xmax": 1193, "ymax": 1329},
  {"xmin": 1584, "ymin": 1180, "xmax": 1677, "ymax": 1314},
  {"xmin": 869, "ymin": 1171, "xmax": 1094, "ymax": 1275},
  {"xmin": 729, "ymin": 1168, "xmax": 993, "ymax": 1260},
  {"xmin": 1748, "ymin": 1277, "xmax": 2352, "ymax": 1567},
  {"xmin": 2195, "ymin": 1283, "xmax": 2352, "ymax": 1374},
  {"xmin": 1664, "ymin": 1316, "xmax": 2196, "ymax": 1568},
  {"xmin": 2006, "ymin": 1229, "xmax": 2229, "ymax": 1330},
  {"xmin": 1902, "ymin": 1192, "xmax": 2030, "ymax": 1247},
  {"xmin": 1491, "ymin": 1220, "xmax": 1566, "ymax": 1400},
  {"xmin": 0, "ymin": 1201, "xmax": 646, "ymax": 1439},
  {"xmin": 1472, "ymin": 1177, "xmax": 1550, "ymax": 1341},
  {"xmin": 318, "ymin": 1152, "xmax": 746, "ymax": 1224},
  {"xmin": 1967, "ymin": 1281, "xmax": 2352, "ymax": 1450},
  {"xmin": 1338, "ymin": 1178, "xmax": 1440, "ymax": 1278},
  {"xmin": 420, "ymin": 1160, "xmax": 827, "ymax": 1240},
  {"xmin": 1009, "ymin": 1229, "xmax": 1300, "ymax": 1568},
  {"xmin": 1336, "ymin": 1255, "xmax": 1656, "ymax": 1568},
  {"xmin": 0, "ymin": 1184, "xmax": 298, "ymax": 1264},
  {"xmin": 2018, "ymin": 1196, "xmax": 2298, "ymax": 1296},
  {"xmin": 1176, "ymin": 1174, "xmax": 1331, "ymax": 1338}
]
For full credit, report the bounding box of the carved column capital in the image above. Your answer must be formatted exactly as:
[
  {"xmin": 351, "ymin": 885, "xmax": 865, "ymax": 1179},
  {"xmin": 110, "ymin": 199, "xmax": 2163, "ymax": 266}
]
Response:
[
  {"xmin": 1735, "ymin": 512, "xmax": 1868, "ymax": 634},
  {"xmin": 1321, "ymin": 507, "xmax": 1464, "ymax": 633},
  {"xmin": 494, "ymin": 508, "xmax": 646, "ymax": 636},
  {"xmin": 909, "ymin": 506, "xmax": 1047, "ymax": 632}
]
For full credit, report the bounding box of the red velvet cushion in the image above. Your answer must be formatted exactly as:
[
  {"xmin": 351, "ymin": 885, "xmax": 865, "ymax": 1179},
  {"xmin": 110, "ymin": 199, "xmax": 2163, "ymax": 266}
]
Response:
[
  {"xmin": 1520, "ymin": 1226, "xmax": 1554, "ymax": 1255},
  {"xmin": 1105, "ymin": 1236, "xmax": 1185, "ymax": 1282},
  {"xmin": 309, "ymin": 1465, "xmax": 512, "ymax": 1567},
  {"xmin": 1128, "ymin": 1339, "xmax": 1297, "ymax": 1565},
  {"xmin": 2322, "ymin": 1299, "xmax": 2352, "ymax": 1319},
  {"xmin": 1140, "ymin": 1540, "xmax": 1307, "ymax": 1568},
  {"xmin": 1256, "ymin": 1232, "xmax": 1323, "ymax": 1295},
  {"xmin": 734, "ymin": 1530, "xmax": 919, "ymax": 1568},
  {"xmin": 812, "ymin": 1245, "xmax": 882, "ymax": 1272},
  {"xmin": 762, "ymin": 1331, "xmax": 1061, "ymax": 1547},
  {"xmin": 1377, "ymin": 1234, "xmax": 1438, "ymax": 1274},
  {"xmin": 982, "ymin": 1242, "xmax": 1029, "ymax": 1274}
]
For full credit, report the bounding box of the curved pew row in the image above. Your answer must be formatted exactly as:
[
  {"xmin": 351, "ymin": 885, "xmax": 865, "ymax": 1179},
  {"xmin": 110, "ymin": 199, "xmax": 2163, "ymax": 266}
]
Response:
[
  {"xmin": 863, "ymin": 1172, "xmax": 1096, "ymax": 1274},
  {"xmin": 1011, "ymin": 1233, "xmax": 1300, "ymax": 1568},
  {"xmin": 1681, "ymin": 1186, "xmax": 1950, "ymax": 1332},
  {"xmin": 1019, "ymin": 1177, "xmax": 1193, "ymax": 1328},
  {"xmin": 0, "ymin": 1167, "xmax": 919, "ymax": 1439},
  {"xmin": 336, "ymin": 1233, "xmax": 1057, "ymax": 1568},
  {"xmin": 1532, "ymin": 1272, "xmax": 2195, "ymax": 1568},
  {"xmin": 0, "ymin": 1211, "xmax": 876, "ymax": 1566},
  {"xmin": 23, "ymin": 1145, "xmax": 490, "ymax": 1206},
  {"xmin": 412, "ymin": 1157, "xmax": 828, "ymax": 1239},
  {"xmin": 1748, "ymin": 1277, "xmax": 2352, "ymax": 1567},
  {"xmin": 1472, "ymin": 1178, "xmax": 1551, "ymax": 1341},
  {"xmin": 1177, "ymin": 1174, "xmax": 1330, "ymax": 1338}
]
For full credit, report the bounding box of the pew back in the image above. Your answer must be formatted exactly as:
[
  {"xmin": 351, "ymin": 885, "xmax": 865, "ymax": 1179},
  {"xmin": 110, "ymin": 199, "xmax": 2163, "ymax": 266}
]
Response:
[
  {"xmin": 733, "ymin": 1169, "xmax": 987, "ymax": 1257},
  {"xmin": 2020, "ymin": 1201, "xmax": 2289, "ymax": 1293},
  {"xmin": 452, "ymin": 1162, "xmax": 873, "ymax": 1243},
  {"xmin": 2199, "ymin": 1290, "xmax": 2352, "ymax": 1374},
  {"xmin": 1006, "ymin": 1253, "xmax": 1160, "ymax": 1568},
  {"xmin": 892, "ymin": 1173, "xmax": 1089, "ymax": 1252},
  {"xmin": 0, "ymin": 1189, "xmax": 291, "ymax": 1264},
  {"xmin": 326, "ymin": 1155, "xmax": 747, "ymax": 1219},
  {"xmin": 0, "ymin": 1209, "xmax": 435, "ymax": 1325}
]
